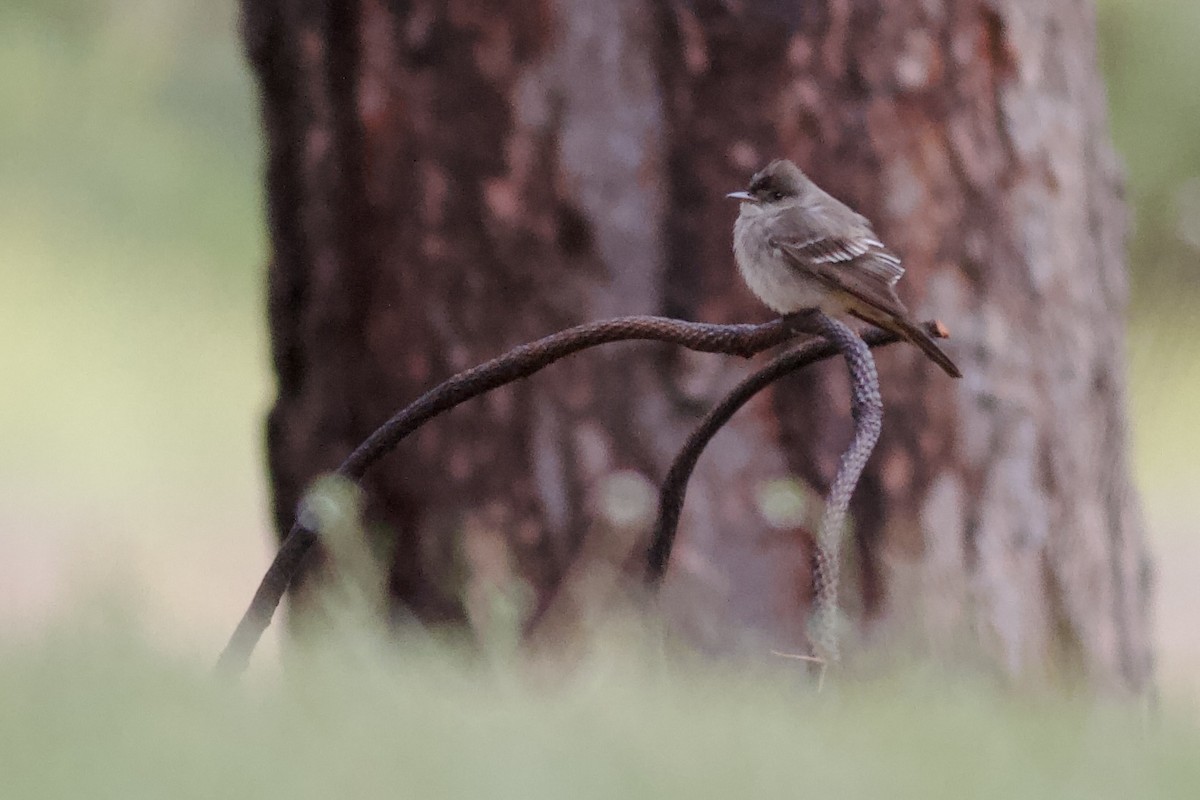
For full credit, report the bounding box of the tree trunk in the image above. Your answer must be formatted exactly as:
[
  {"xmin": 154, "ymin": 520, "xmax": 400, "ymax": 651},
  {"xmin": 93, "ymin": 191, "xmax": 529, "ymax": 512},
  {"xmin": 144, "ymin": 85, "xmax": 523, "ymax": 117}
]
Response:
[{"xmin": 245, "ymin": 0, "xmax": 1151, "ymax": 691}]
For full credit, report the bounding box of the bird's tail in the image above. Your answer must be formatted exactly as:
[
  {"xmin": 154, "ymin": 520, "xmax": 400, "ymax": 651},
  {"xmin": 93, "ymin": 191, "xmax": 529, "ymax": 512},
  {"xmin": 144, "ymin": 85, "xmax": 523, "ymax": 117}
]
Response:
[
  {"xmin": 893, "ymin": 316, "xmax": 961, "ymax": 378},
  {"xmin": 852, "ymin": 310, "xmax": 962, "ymax": 378}
]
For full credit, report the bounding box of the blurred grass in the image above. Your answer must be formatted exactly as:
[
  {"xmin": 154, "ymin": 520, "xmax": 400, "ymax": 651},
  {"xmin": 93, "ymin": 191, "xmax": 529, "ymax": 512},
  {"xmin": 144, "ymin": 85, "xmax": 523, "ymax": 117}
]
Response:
[
  {"xmin": 2, "ymin": 617, "xmax": 1198, "ymax": 799},
  {"xmin": 0, "ymin": 1, "xmax": 1198, "ymax": 788}
]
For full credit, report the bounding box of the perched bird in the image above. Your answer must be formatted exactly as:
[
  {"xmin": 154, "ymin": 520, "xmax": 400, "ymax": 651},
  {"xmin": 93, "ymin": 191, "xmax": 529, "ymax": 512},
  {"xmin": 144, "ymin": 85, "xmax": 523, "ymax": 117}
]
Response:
[{"xmin": 728, "ymin": 159, "xmax": 961, "ymax": 378}]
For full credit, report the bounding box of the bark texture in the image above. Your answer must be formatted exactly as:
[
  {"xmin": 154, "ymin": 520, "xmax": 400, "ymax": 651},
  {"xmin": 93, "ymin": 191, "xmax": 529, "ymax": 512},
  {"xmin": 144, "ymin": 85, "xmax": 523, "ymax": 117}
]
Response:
[{"xmin": 245, "ymin": 0, "xmax": 1151, "ymax": 690}]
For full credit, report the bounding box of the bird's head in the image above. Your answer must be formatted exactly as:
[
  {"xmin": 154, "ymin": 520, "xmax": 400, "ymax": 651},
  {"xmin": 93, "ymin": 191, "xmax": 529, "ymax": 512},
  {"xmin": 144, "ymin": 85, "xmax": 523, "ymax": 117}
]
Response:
[{"xmin": 726, "ymin": 159, "xmax": 809, "ymax": 205}]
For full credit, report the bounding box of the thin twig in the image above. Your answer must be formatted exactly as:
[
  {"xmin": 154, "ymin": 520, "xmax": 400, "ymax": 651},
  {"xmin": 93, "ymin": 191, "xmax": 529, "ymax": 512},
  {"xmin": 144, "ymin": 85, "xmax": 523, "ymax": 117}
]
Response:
[{"xmin": 217, "ymin": 316, "xmax": 798, "ymax": 676}]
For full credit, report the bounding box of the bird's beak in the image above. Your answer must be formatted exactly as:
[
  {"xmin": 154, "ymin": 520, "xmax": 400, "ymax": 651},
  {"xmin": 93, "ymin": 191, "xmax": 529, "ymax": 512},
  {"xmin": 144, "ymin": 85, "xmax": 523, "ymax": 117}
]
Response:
[{"xmin": 725, "ymin": 191, "xmax": 755, "ymax": 202}]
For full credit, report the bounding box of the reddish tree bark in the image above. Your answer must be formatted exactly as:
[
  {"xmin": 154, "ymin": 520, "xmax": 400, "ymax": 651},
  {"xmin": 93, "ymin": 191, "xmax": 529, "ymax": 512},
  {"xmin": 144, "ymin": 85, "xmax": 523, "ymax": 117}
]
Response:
[{"xmin": 244, "ymin": 0, "xmax": 1150, "ymax": 690}]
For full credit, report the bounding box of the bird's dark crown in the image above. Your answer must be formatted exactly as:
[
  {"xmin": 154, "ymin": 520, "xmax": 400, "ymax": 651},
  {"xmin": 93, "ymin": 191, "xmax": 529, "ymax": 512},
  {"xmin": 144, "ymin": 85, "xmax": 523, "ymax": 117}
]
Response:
[{"xmin": 746, "ymin": 159, "xmax": 806, "ymax": 202}]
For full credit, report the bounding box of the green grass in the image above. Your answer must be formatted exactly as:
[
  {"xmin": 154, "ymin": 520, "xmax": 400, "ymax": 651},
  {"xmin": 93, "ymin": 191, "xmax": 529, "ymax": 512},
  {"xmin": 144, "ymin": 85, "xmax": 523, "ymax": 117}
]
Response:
[{"xmin": 1, "ymin": 617, "xmax": 1197, "ymax": 799}]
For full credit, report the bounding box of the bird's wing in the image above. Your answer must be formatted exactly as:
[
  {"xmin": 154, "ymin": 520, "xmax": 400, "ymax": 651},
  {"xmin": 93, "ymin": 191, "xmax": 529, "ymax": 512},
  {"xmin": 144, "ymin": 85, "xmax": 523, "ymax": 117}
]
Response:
[
  {"xmin": 768, "ymin": 212, "xmax": 909, "ymax": 319},
  {"xmin": 779, "ymin": 234, "xmax": 905, "ymax": 284}
]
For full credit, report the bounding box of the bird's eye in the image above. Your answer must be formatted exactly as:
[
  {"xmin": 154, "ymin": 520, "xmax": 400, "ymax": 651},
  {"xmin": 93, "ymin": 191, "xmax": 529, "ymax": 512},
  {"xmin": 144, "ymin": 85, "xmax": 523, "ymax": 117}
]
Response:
[{"xmin": 771, "ymin": 191, "xmax": 784, "ymax": 201}]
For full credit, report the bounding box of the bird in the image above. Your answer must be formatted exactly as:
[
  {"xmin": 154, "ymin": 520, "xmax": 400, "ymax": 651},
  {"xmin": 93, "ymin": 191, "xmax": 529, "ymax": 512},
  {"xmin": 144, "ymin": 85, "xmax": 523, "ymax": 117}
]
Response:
[{"xmin": 727, "ymin": 159, "xmax": 961, "ymax": 378}]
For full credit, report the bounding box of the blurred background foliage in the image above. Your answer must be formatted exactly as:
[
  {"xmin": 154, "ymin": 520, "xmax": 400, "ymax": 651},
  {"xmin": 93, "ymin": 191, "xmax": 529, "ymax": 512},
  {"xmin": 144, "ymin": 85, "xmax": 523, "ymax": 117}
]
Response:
[
  {"xmin": 0, "ymin": 0, "xmax": 1196, "ymax": 710},
  {"xmin": 0, "ymin": 1, "xmax": 270, "ymax": 649}
]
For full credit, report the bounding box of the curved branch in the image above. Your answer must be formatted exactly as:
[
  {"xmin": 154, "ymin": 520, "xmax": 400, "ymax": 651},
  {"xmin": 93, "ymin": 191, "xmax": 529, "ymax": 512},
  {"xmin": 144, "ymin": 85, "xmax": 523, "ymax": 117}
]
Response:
[
  {"xmin": 217, "ymin": 315, "xmax": 797, "ymax": 676},
  {"xmin": 806, "ymin": 312, "xmax": 883, "ymax": 664},
  {"xmin": 646, "ymin": 323, "xmax": 915, "ymax": 586}
]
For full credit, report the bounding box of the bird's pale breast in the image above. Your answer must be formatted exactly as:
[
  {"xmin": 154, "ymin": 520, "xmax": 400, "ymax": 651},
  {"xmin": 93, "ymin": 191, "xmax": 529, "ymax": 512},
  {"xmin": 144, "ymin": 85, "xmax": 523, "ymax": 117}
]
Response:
[{"xmin": 732, "ymin": 204, "xmax": 838, "ymax": 314}]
